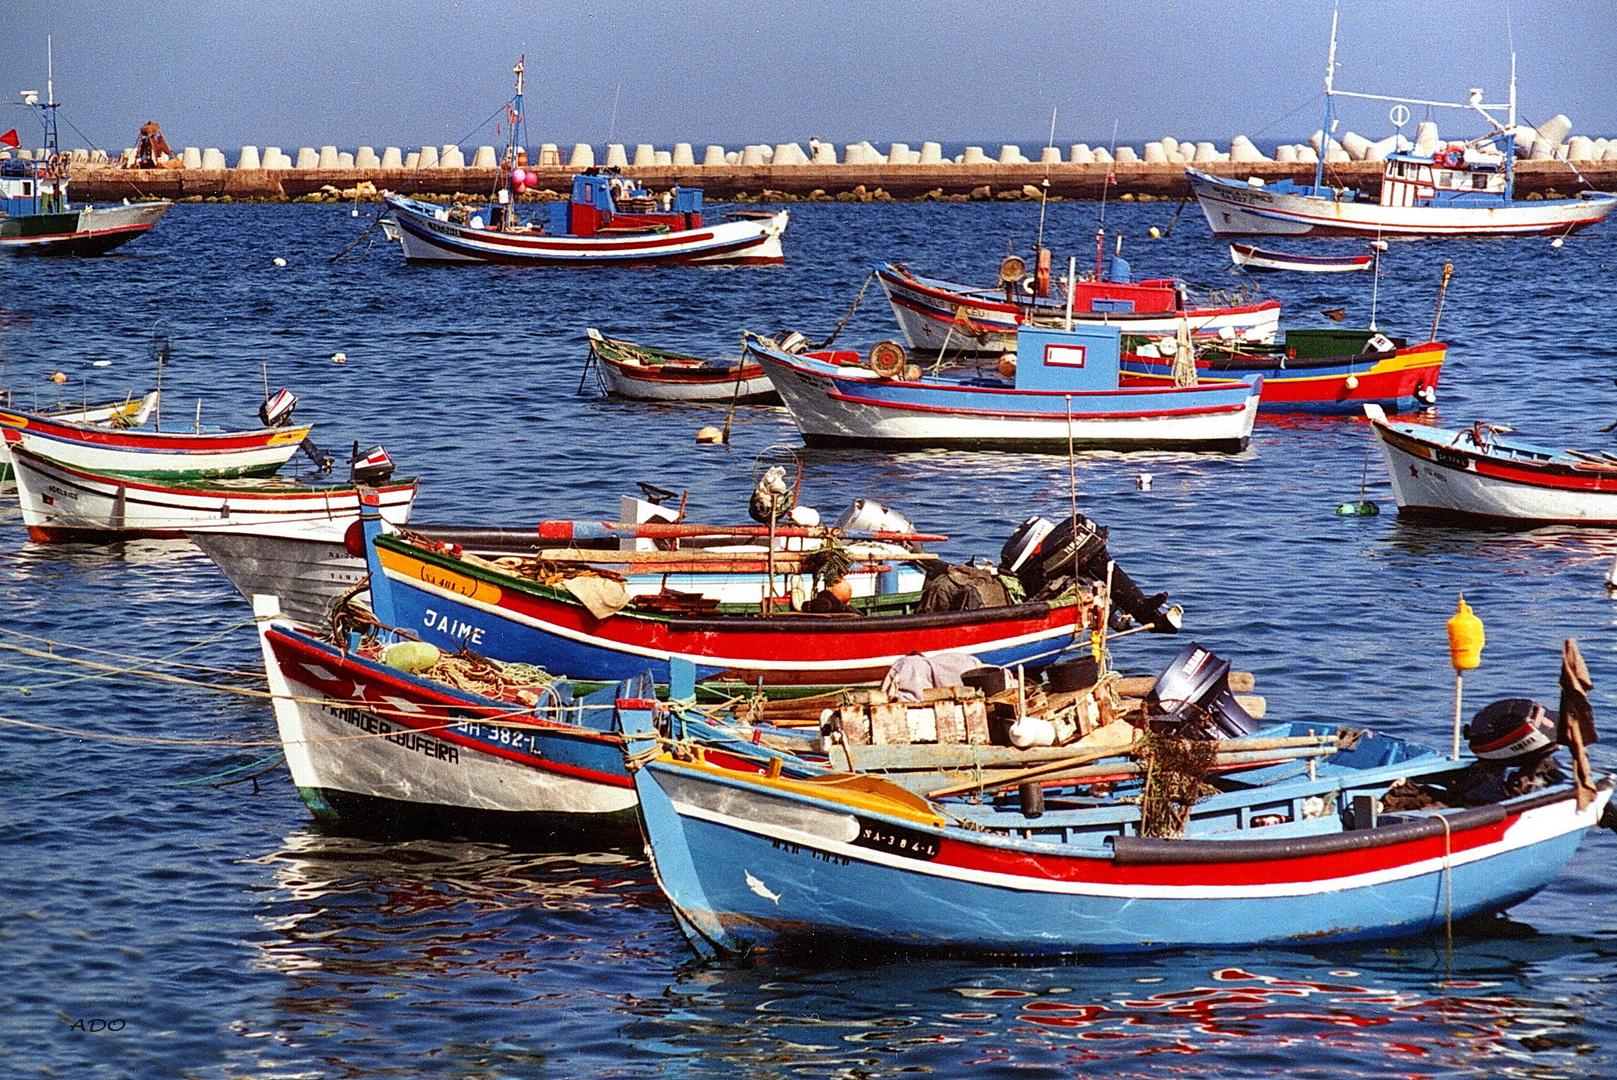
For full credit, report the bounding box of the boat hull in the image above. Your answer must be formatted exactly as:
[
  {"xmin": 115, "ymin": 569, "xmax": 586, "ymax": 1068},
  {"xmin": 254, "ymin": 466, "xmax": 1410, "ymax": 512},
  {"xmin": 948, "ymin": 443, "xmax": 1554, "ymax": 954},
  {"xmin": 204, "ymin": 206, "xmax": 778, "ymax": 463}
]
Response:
[
  {"xmin": 0, "ymin": 409, "xmax": 308, "ymax": 478},
  {"xmin": 195, "ymin": 526, "xmax": 926, "ymax": 628},
  {"xmin": 13, "ymin": 447, "xmax": 416, "ymax": 541},
  {"xmin": 368, "ymin": 535, "xmax": 1090, "ymax": 685},
  {"xmin": 1122, "ymin": 342, "xmax": 1444, "ymax": 414},
  {"xmin": 595, "ymin": 355, "xmax": 779, "ymax": 403},
  {"xmin": 0, "ymin": 201, "xmax": 172, "ymax": 255},
  {"xmin": 877, "ymin": 266, "xmax": 1282, "ymax": 353},
  {"xmin": 636, "ymin": 756, "xmax": 1610, "ymax": 956},
  {"xmin": 1373, "ymin": 415, "xmax": 1617, "ymax": 523},
  {"xmin": 387, "ymin": 198, "xmax": 787, "ymax": 266},
  {"xmin": 754, "ymin": 346, "xmax": 1261, "ymax": 451},
  {"xmin": 256, "ymin": 618, "xmax": 641, "ymax": 834},
  {"xmin": 1229, "ymin": 242, "xmax": 1373, "ymax": 272},
  {"xmin": 1190, "ymin": 170, "xmax": 1617, "ymax": 238}
]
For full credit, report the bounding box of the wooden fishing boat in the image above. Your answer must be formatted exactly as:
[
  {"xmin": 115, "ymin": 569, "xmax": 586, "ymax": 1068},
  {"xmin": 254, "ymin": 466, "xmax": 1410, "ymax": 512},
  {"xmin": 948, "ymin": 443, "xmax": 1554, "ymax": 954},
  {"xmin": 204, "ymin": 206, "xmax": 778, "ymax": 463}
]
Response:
[
  {"xmin": 1366, "ymin": 404, "xmax": 1617, "ymax": 524},
  {"xmin": 0, "ymin": 389, "xmax": 158, "ymax": 488},
  {"xmin": 751, "ymin": 322, "xmax": 1262, "ymax": 452},
  {"xmin": 355, "ymin": 499, "xmax": 1131, "ymax": 686},
  {"xmin": 627, "ymin": 640, "xmax": 1614, "ymax": 957},
  {"xmin": 254, "ymin": 595, "xmax": 831, "ymax": 836},
  {"xmin": 586, "ymin": 329, "xmax": 779, "ymax": 404},
  {"xmin": 1229, "ymin": 242, "xmax": 1374, "ymax": 272},
  {"xmin": 1189, "ymin": 14, "xmax": 1616, "ymax": 238},
  {"xmin": 0, "ymin": 406, "xmax": 310, "ymax": 478},
  {"xmin": 12, "ymin": 445, "xmax": 416, "ymax": 542},
  {"xmin": 194, "ymin": 516, "xmax": 929, "ymax": 628},
  {"xmin": 1121, "ymin": 329, "xmax": 1444, "ymax": 414},
  {"xmin": 0, "ymin": 60, "xmax": 170, "ymax": 255},
  {"xmin": 384, "ymin": 60, "xmax": 785, "ymax": 267},
  {"xmin": 877, "ymin": 262, "xmax": 1281, "ymax": 354}
]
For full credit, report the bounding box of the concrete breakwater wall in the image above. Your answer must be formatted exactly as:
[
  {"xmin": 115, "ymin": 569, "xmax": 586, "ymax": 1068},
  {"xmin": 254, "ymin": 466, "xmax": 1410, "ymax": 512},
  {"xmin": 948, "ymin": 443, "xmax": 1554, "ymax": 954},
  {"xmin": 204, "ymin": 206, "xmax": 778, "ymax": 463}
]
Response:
[{"xmin": 65, "ymin": 160, "xmax": 1615, "ymax": 203}]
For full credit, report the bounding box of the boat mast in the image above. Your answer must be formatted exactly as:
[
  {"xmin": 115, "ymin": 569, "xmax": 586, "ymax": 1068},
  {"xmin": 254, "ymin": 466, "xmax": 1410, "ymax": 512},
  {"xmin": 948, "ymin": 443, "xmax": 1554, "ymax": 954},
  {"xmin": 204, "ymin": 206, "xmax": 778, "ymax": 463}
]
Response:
[
  {"xmin": 1504, "ymin": 51, "xmax": 1516, "ymax": 199},
  {"xmin": 1313, "ymin": 5, "xmax": 1338, "ymax": 193}
]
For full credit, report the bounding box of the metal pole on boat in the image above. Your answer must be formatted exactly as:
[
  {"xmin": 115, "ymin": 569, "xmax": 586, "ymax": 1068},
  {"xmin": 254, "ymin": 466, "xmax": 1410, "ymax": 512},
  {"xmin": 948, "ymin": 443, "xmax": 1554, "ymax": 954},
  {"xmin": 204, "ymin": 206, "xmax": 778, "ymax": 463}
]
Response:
[
  {"xmin": 1447, "ymin": 596, "xmax": 1484, "ymax": 760},
  {"xmin": 1429, "ymin": 262, "xmax": 1454, "ymax": 342},
  {"xmin": 1065, "ymin": 258, "xmax": 1076, "ymax": 330},
  {"xmin": 1314, "ymin": 4, "xmax": 1339, "ymax": 193}
]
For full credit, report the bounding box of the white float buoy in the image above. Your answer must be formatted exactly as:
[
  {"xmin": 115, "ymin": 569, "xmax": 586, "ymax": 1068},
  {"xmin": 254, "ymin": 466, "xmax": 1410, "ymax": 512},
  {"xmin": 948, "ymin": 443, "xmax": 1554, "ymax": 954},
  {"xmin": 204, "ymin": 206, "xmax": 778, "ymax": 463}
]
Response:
[
  {"xmin": 1552, "ymin": 237, "xmax": 1565, "ymax": 248},
  {"xmin": 1148, "ymin": 226, "xmax": 1162, "ymax": 238},
  {"xmin": 272, "ymin": 257, "xmax": 287, "ymax": 267},
  {"xmin": 331, "ymin": 352, "xmax": 347, "ymax": 363},
  {"xmin": 92, "ymin": 360, "xmax": 111, "ymax": 367},
  {"xmin": 1135, "ymin": 473, "xmax": 1153, "ymax": 491},
  {"xmin": 1344, "ymin": 375, "xmax": 1360, "ymax": 390}
]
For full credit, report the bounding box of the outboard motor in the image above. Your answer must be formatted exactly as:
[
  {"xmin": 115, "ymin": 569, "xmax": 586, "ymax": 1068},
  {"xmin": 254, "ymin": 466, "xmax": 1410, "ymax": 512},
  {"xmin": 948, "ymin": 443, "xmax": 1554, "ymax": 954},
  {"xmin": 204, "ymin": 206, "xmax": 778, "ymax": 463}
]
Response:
[
  {"xmin": 1465, "ymin": 699, "xmax": 1558, "ymax": 764},
  {"xmin": 1001, "ymin": 513, "xmax": 1177, "ymax": 632},
  {"xmin": 349, "ymin": 443, "xmax": 396, "ymax": 486},
  {"xmin": 1147, "ymin": 643, "xmax": 1260, "ymax": 739},
  {"xmin": 260, "ymin": 388, "xmax": 298, "ymax": 428}
]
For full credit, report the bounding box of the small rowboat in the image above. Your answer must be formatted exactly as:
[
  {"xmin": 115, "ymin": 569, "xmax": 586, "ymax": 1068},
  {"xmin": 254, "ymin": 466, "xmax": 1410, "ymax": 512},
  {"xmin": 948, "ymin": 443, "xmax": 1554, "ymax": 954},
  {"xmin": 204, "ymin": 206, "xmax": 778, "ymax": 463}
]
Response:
[
  {"xmin": 0, "ymin": 389, "xmax": 158, "ymax": 488},
  {"xmin": 587, "ymin": 329, "xmax": 779, "ymax": 404},
  {"xmin": 0, "ymin": 405, "xmax": 310, "ymax": 478},
  {"xmin": 1367, "ymin": 404, "xmax": 1617, "ymax": 524},
  {"xmin": 1121, "ymin": 328, "xmax": 1444, "ymax": 414},
  {"xmin": 1229, "ymin": 242, "xmax": 1374, "ymax": 273},
  {"xmin": 11, "ymin": 445, "xmax": 415, "ymax": 542}
]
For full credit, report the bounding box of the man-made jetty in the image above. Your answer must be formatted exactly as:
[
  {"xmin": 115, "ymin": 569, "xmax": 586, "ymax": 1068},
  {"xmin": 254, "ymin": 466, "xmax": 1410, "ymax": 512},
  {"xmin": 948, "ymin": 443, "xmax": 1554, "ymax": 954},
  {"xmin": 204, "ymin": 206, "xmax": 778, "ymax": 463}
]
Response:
[
  {"xmin": 56, "ymin": 159, "xmax": 1617, "ymax": 203},
  {"xmin": 11, "ymin": 117, "xmax": 1616, "ymax": 202}
]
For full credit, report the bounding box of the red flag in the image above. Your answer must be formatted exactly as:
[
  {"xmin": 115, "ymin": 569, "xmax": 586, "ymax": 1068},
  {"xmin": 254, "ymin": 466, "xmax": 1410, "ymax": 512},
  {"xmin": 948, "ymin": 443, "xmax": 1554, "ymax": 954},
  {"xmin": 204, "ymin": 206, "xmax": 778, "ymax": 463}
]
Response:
[{"xmin": 0, "ymin": 129, "xmax": 19, "ymax": 149}]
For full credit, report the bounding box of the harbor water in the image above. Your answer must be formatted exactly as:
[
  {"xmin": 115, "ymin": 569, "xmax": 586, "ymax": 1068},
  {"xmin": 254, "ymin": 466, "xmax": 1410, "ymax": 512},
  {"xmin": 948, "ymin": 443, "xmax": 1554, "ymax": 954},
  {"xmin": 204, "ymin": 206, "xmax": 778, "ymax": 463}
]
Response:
[{"xmin": 2, "ymin": 200, "xmax": 1615, "ymax": 1078}]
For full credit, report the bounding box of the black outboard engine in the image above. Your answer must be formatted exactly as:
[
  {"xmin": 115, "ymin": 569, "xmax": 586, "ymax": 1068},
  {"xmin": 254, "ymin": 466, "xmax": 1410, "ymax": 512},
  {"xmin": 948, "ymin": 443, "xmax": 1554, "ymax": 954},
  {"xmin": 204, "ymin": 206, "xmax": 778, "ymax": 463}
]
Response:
[
  {"xmin": 349, "ymin": 442, "xmax": 396, "ymax": 486},
  {"xmin": 1000, "ymin": 514, "xmax": 1177, "ymax": 632},
  {"xmin": 1464, "ymin": 699, "xmax": 1558, "ymax": 764},
  {"xmin": 1146, "ymin": 643, "xmax": 1261, "ymax": 739}
]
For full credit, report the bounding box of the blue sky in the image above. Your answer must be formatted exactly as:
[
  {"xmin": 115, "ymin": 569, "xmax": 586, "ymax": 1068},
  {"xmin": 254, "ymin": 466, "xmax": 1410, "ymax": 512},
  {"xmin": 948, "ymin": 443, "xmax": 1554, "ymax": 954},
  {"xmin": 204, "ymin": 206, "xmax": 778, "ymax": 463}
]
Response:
[{"xmin": 3, "ymin": 1, "xmax": 1611, "ymax": 154}]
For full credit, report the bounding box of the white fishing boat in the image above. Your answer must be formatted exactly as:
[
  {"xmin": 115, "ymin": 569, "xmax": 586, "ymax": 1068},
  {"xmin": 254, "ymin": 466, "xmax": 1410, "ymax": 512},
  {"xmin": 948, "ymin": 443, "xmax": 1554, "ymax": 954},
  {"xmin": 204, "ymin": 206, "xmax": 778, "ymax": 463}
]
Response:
[
  {"xmin": 13, "ymin": 445, "xmax": 416, "ymax": 542},
  {"xmin": 1366, "ymin": 404, "xmax": 1617, "ymax": 524},
  {"xmin": 0, "ymin": 389, "xmax": 157, "ymax": 489},
  {"xmin": 1189, "ymin": 12, "xmax": 1616, "ymax": 238},
  {"xmin": 1228, "ymin": 242, "xmax": 1374, "ymax": 272}
]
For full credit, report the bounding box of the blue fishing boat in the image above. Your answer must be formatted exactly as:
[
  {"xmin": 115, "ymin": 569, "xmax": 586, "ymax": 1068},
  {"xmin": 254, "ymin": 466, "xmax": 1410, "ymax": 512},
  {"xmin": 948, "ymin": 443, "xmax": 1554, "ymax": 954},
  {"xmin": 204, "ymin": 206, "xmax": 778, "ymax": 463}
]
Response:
[
  {"xmin": 626, "ymin": 642, "xmax": 1615, "ymax": 957},
  {"xmin": 750, "ymin": 322, "xmax": 1262, "ymax": 452}
]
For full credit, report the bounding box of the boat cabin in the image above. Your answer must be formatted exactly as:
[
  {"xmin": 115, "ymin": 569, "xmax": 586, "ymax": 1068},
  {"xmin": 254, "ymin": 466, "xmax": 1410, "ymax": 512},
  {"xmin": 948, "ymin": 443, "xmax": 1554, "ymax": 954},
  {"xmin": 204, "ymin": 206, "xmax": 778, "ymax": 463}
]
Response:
[
  {"xmin": 1379, "ymin": 147, "xmax": 1508, "ymax": 208},
  {"xmin": 1011, "ymin": 322, "xmax": 1123, "ymax": 392},
  {"xmin": 0, "ymin": 158, "xmax": 68, "ymax": 217},
  {"xmin": 547, "ymin": 168, "xmax": 704, "ymax": 237}
]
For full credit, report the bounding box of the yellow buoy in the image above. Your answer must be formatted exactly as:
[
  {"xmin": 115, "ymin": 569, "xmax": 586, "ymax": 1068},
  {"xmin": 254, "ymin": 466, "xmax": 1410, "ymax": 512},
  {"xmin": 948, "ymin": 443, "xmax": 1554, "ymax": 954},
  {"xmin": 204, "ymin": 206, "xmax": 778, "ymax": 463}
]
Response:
[
  {"xmin": 695, "ymin": 425, "xmax": 724, "ymax": 444},
  {"xmin": 1447, "ymin": 596, "xmax": 1484, "ymax": 671},
  {"xmin": 48, "ymin": 371, "xmax": 68, "ymax": 384}
]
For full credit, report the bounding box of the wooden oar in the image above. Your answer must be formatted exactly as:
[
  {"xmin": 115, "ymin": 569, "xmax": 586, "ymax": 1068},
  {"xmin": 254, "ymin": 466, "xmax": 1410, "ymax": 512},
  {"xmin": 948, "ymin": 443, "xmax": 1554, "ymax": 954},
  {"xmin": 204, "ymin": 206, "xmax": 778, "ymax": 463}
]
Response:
[
  {"xmin": 924, "ymin": 733, "xmax": 1334, "ymax": 798},
  {"xmin": 494, "ymin": 547, "xmax": 935, "ymax": 567}
]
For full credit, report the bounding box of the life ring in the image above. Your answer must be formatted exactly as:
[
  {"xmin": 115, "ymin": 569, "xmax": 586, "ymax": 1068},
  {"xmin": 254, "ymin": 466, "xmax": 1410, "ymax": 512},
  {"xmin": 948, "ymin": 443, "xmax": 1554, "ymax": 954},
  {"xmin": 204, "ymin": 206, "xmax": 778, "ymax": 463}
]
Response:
[
  {"xmin": 868, "ymin": 340, "xmax": 908, "ymax": 378},
  {"xmin": 1441, "ymin": 147, "xmax": 1465, "ymax": 169}
]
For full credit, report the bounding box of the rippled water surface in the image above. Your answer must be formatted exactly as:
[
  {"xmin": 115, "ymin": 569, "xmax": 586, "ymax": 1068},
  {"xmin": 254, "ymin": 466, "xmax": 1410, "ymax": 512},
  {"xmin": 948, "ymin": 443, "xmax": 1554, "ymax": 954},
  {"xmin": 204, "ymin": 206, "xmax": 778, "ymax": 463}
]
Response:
[{"xmin": 1, "ymin": 200, "xmax": 1615, "ymax": 1078}]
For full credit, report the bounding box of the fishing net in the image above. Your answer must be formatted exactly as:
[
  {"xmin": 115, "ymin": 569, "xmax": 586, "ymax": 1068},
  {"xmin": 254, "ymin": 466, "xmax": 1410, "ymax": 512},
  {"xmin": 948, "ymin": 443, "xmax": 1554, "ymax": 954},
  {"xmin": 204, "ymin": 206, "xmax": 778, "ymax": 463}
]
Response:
[
  {"xmin": 801, "ymin": 542, "xmax": 853, "ymax": 589},
  {"xmin": 422, "ymin": 651, "xmax": 555, "ymax": 702},
  {"xmin": 1138, "ymin": 732, "xmax": 1218, "ymax": 838}
]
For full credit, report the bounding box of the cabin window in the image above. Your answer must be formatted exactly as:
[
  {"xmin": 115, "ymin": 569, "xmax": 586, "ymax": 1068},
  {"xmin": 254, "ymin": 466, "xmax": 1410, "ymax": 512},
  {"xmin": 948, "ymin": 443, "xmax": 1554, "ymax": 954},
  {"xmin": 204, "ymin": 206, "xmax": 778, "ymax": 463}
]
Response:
[
  {"xmin": 583, "ymin": 184, "xmax": 593, "ymax": 200},
  {"xmin": 1472, "ymin": 173, "xmax": 1489, "ymax": 190},
  {"xmin": 20, "ymin": 181, "xmax": 31, "ymax": 196}
]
